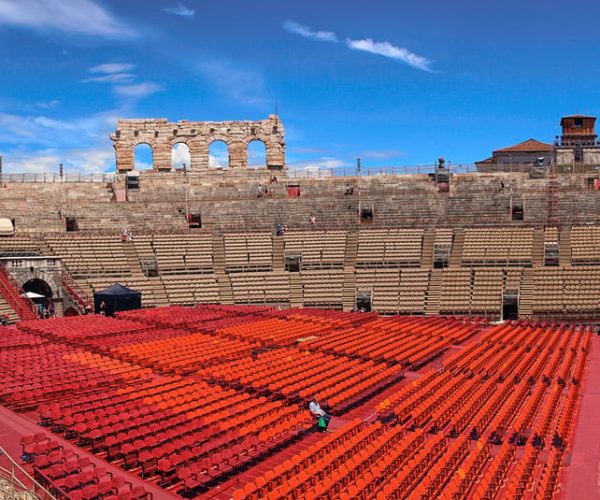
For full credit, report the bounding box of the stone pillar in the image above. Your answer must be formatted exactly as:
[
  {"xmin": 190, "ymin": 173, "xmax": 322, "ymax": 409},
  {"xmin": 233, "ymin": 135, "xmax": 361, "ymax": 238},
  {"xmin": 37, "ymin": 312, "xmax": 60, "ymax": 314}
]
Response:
[
  {"xmin": 153, "ymin": 142, "xmax": 172, "ymax": 172},
  {"xmin": 190, "ymin": 140, "xmax": 209, "ymax": 171},
  {"xmin": 114, "ymin": 142, "xmax": 133, "ymax": 173},
  {"xmin": 229, "ymin": 141, "xmax": 246, "ymax": 169}
]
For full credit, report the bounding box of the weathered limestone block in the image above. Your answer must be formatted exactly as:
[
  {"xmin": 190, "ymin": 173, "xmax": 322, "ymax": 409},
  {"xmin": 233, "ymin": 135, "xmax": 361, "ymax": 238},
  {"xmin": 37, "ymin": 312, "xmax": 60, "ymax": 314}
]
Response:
[
  {"xmin": 111, "ymin": 115, "xmax": 285, "ymax": 173},
  {"xmin": 555, "ymin": 148, "xmax": 575, "ymax": 169},
  {"xmin": 583, "ymin": 147, "xmax": 600, "ymax": 166}
]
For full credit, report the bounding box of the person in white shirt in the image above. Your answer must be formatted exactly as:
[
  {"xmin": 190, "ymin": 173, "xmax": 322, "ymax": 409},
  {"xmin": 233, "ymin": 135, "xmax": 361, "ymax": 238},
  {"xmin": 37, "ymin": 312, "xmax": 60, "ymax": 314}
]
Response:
[{"xmin": 309, "ymin": 396, "xmax": 331, "ymax": 431}]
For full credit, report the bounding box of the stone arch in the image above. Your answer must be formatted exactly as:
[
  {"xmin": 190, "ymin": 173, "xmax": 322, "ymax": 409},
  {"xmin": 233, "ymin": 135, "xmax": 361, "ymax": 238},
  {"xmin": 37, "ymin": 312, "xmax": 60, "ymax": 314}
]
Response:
[
  {"xmin": 247, "ymin": 139, "xmax": 267, "ymax": 168},
  {"xmin": 63, "ymin": 307, "xmax": 80, "ymax": 317},
  {"xmin": 134, "ymin": 143, "xmax": 154, "ymax": 170},
  {"xmin": 112, "ymin": 115, "xmax": 285, "ymax": 172},
  {"xmin": 23, "ymin": 278, "xmax": 53, "ymax": 298},
  {"xmin": 171, "ymin": 142, "xmax": 191, "ymax": 170},
  {"xmin": 208, "ymin": 140, "xmax": 230, "ymax": 169}
]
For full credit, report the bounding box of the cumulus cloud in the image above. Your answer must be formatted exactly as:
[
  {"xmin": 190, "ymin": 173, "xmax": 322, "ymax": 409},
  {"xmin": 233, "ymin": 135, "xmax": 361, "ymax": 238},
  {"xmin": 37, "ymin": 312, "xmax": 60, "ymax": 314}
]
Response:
[
  {"xmin": 0, "ymin": 0, "xmax": 135, "ymax": 38},
  {"xmin": 113, "ymin": 82, "xmax": 163, "ymax": 99},
  {"xmin": 0, "ymin": 108, "xmax": 126, "ymax": 173},
  {"xmin": 3, "ymin": 148, "xmax": 115, "ymax": 174},
  {"xmin": 346, "ymin": 38, "xmax": 432, "ymax": 72},
  {"xmin": 197, "ymin": 60, "xmax": 267, "ymax": 106},
  {"xmin": 162, "ymin": 3, "xmax": 195, "ymax": 17},
  {"xmin": 172, "ymin": 143, "xmax": 191, "ymax": 169},
  {"xmin": 0, "ymin": 110, "xmax": 120, "ymax": 148},
  {"xmin": 282, "ymin": 20, "xmax": 337, "ymax": 43},
  {"xmin": 283, "ymin": 20, "xmax": 434, "ymax": 72}
]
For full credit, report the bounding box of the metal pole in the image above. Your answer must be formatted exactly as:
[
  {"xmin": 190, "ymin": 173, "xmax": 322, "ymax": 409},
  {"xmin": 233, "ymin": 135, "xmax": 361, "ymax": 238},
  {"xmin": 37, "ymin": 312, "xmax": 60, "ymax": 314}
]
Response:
[
  {"xmin": 357, "ymin": 158, "xmax": 361, "ymax": 228},
  {"xmin": 183, "ymin": 163, "xmax": 189, "ymax": 220}
]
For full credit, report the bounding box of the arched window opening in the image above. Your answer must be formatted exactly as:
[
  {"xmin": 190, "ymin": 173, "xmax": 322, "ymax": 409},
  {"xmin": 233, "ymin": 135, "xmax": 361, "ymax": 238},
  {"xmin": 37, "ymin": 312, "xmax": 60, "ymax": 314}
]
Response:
[
  {"xmin": 172, "ymin": 143, "xmax": 191, "ymax": 171},
  {"xmin": 23, "ymin": 278, "xmax": 53, "ymax": 298},
  {"xmin": 134, "ymin": 143, "xmax": 153, "ymax": 170},
  {"xmin": 248, "ymin": 139, "xmax": 267, "ymax": 168},
  {"xmin": 209, "ymin": 141, "xmax": 229, "ymax": 169}
]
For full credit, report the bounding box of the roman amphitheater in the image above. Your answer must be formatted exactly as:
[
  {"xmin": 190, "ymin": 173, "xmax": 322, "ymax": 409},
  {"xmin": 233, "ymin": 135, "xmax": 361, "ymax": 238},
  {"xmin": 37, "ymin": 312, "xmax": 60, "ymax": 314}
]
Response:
[{"xmin": 0, "ymin": 113, "xmax": 599, "ymax": 499}]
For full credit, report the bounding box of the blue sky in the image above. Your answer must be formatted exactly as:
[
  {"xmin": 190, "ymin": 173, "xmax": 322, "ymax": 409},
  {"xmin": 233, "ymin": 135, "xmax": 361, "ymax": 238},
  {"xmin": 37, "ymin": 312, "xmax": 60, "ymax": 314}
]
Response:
[{"xmin": 0, "ymin": 0, "xmax": 599, "ymax": 173}]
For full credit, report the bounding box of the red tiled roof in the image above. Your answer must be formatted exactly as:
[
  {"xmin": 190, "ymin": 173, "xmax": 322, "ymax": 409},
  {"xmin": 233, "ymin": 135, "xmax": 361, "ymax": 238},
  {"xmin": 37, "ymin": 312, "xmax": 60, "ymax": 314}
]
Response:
[{"xmin": 493, "ymin": 138, "xmax": 554, "ymax": 154}]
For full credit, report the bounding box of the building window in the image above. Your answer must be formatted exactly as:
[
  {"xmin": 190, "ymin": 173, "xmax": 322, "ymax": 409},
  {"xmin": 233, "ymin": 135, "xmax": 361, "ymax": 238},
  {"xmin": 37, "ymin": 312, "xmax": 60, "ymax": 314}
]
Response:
[{"xmin": 574, "ymin": 118, "xmax": 583, "ymax": 128}]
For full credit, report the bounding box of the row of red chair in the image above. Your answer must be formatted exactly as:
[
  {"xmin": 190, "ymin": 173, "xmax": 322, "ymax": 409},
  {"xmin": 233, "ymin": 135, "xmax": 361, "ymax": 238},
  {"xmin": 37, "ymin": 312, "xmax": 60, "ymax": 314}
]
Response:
[
  {"xmin": 234, "ymin": 320, "xmax": 592, "ymax": 499},
  {"xmin": 111, "ymin": 331, "xmax": 259, "ymax": 374},
  {"xmin": 198, "ymin": 346, "xmax": 401, "ymax": 412},
  {"xmin": 0, "ymin": 344, "xmax": 151, "ymax": 410},
  {"xmin": 299, "ymin": 316, "xmax": 485, "ymax": 368},
  {"xmin": 21, "ymin": 431, "xmax": 152, "ymax": 500},
  {"xmin": 0, "ymin": 326, "xmax": 45, "ymax": 349},
  {"xmin": 19, "ymin": 315, "xmax": 148, "ymax": 341}
]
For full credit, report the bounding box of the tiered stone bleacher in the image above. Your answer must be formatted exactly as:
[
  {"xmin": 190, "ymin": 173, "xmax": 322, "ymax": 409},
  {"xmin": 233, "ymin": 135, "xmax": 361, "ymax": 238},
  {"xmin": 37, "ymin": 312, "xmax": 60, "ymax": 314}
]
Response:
[
  {"xmin": 45, "ymin": 235, "xmax": 130, "ymax": 278},
  {"xmin": 357, "ymin": 229, "xmax": 423, "ymax": 268},
  {"xmin": 461, "ymin": 228, "xmax": 534, "ymax": 266},
  {"xmin": 284, "ymin": 230, "xmax": 347, "ymax": 269},
  {"xmin": 133, "ymin": 233, "xmax": 214, "ymax": 274},
  {"xmin": 224, "ymin": 233, "xmax": 273, "ymax": 271},
  {"xmin": 14, "ymin": 225, "xmax": 599, "ymax": 318},
  {"xmin": 570, "ymin": 226, "xmax": 600, "ymax": 265}
]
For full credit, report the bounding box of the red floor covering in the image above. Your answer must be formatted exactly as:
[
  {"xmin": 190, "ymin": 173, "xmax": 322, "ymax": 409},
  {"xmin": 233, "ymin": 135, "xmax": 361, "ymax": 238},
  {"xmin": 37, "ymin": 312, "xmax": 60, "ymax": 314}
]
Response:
[
  {"xmin": 0, "ymin": 405, "xmax": 176, "ymax": 499},
  {"xmin": 561, "ymin": 336, "xmax": 600, "ymax": 500}
]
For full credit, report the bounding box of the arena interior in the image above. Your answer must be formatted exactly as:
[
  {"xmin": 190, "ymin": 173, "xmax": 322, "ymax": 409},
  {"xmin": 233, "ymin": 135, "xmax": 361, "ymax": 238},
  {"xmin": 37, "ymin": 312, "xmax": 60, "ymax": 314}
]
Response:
[{"xmin": 1, "ymin": 114, "xmax": 600, "ymax": 499}]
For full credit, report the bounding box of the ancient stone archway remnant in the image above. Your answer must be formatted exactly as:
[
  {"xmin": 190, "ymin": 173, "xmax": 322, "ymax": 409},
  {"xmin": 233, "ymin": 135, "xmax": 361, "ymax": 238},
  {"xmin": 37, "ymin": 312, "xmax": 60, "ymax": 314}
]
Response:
[{"xmin": 110, "ymin": 115, "xmax": 285, "ymax": 173}]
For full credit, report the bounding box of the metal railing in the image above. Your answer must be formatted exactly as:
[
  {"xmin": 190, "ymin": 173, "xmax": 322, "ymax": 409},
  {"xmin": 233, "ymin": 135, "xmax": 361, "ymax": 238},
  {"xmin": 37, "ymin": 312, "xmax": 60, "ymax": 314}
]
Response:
[
  {"xmin": 0, "ymin": 173, "xmax": 117, "ymax": 184},
  {"xmin": 62, "ymin": 270, "xmax": 92, "ymax": 310},
  {"xmin": 0, "ymin": 264, "xmax": 38, "ymax": 319},
  {"xmin": 0, "ymin": 447, "xmax": 56, "ymax": 499},
  {"xmin": 286, "ymin": 164, "xmax": 478, "ymax": 178}
]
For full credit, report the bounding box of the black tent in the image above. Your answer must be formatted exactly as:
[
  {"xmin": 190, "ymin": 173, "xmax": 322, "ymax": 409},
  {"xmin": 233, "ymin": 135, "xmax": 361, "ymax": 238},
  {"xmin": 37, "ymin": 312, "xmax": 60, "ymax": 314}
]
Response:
[{"xmin": 94, "ymin": 283, "xmax": 141, "ymax": 316}]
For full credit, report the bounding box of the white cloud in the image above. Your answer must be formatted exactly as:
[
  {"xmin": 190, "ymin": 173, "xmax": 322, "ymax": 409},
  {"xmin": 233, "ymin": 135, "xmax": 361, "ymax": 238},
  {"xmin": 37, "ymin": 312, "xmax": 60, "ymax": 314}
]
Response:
[
  {"xmin": 360, "ymin": 149, "xmax": 406, "ymax": 159},
  {"xmin": 346, "ymin": 38, "xmax": 433, "ymax": 72},
  {"xmin": 287, "ymin": 156, "xmax": 350, "ymax": 173},
  {"xmin": 83, "ymin": 73, "xmax": 136, "ymax": 84},
  {"xmin": 172, "ymin": 143, "xmax": 191, "ymax": 169},
  {"xmin": 282, "ymin": 20, "xmax": 337, "ymax": 43},
  {"xmin": 3, "ymin": 147, "xmax": 115, "ymax": 174},
  {"xmin": 0, "ymin": 0, "xmax": 135, "ymax": 39},
  {"xmin": 0, "ymin": 110, "xmax": 123, "ymax": 148},
  {"xmin": 197, "ymin": 61, "xmax": 267, "ymax": 106},
  {"xmin": 208, "ymin": 142, "xmax": 229, "ymax": 168},
  {"xmin": 163, "ymin": 3, "xmax": 195, "ymax": 17},
  {"xmin": 89, "ymin": 63, "xmax": 135, "ymax": 74},
  {"xmin": 0, "ymin": 108, "xmax": 125, "ymax": 175},
  {"xmin": 35, "ymin": 100, "xmax": 60, "ymax": 110},
  {"xmin": 282, "ymin": 20, "xmax": 434, "ymax": 72},
  {"xmin": 113, "ymin": 82, "xmax": 163, "ymax": 99}
]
